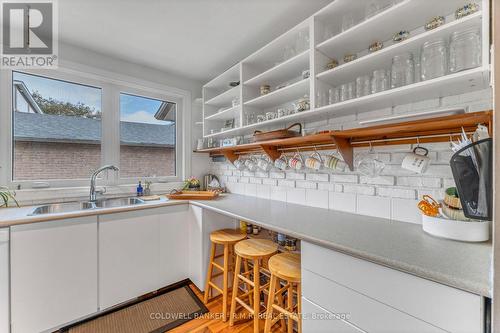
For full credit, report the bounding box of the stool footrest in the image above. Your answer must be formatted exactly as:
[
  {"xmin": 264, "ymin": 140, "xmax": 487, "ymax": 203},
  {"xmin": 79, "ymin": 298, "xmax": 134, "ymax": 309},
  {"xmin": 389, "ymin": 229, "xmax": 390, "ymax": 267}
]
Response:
[
  {"xmin": 238, "ymin": 274, "xmax": 255, "ymax": 287},
  {"xmin": 212, "ymin": 262, "xmax": 224, "ymax": 271},
  {"xmin": 235, "ymin": 297, "xmax": 254, "ymax": 314},
  {"xmin": 208, "ymin": 281, "xmax": 223, "ymax": 294},
  {"xmin": 272, "ymin": 304, "xmax": 299, "ymax": 322}
]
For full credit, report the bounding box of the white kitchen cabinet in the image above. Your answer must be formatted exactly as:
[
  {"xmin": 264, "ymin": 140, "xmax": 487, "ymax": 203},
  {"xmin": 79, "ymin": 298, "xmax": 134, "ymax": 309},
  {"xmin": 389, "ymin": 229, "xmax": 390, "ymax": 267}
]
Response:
[
  {"xmin": 10, "ymin": 217, "xmax": 98, "ymax": 333},
  {"xmin": 0, "ymin": 229, "xmax": 9, "ymax": 333},
  {"xmin": 302, "ymin": 297, "xmax": 363, "ymax": 333},
  {"xmin": 302, "ymin": 241, "xmax": 484, "ymax": 333},
  {"xmin": 99, "ymin": 205, "xmax": 189, "ymax": 309}
]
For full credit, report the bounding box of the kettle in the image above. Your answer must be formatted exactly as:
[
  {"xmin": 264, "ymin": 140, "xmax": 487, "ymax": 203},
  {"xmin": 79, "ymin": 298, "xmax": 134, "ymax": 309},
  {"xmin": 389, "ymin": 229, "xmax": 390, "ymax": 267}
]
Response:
[{"xmin": 203, "ymin": 174, "xmax": 219, "ymax": 190}]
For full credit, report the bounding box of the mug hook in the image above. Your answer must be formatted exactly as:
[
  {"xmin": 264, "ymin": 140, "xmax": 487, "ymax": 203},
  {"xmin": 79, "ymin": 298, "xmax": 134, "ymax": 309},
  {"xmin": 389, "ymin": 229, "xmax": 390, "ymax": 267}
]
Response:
[{"xmin": 416, "ymin": 136, "xmax": 420, "ymax": 148}]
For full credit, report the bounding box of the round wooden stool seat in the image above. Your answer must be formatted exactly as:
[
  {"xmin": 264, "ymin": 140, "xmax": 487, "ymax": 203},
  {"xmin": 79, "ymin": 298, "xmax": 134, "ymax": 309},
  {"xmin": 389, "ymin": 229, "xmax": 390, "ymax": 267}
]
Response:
[
  {"xmin": 210, "ymin": 229, "xmax": 247, "ymax": 245},
  {"xmin": 234, "ymin": 238, "xmax": 278, "ymax": 259},
  {"xmin": 268, "ymin": 253, "xmax": 301, "ymax": 283}
]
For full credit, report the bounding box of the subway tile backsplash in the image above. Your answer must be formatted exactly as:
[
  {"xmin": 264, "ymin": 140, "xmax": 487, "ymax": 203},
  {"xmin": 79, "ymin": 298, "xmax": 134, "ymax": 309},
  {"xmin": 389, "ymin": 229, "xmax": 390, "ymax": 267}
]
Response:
[{"xmin": 210, "ymin": 88, "xmax": 492, "ymax": 224}]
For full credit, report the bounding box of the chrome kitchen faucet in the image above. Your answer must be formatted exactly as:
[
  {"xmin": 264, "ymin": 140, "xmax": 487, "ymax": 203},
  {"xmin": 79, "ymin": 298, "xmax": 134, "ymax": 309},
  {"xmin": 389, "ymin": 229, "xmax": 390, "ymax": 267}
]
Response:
[{"xmin": 89, "ymin": 165, "xmax": 119, "ymax": 201}]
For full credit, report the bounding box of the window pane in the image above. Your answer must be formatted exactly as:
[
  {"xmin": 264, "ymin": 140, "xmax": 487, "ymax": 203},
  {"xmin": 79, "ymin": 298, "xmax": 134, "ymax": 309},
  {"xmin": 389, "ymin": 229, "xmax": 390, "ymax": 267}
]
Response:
[
  {"xmin": 12, "ymin": 72, "xmax": 102, "ymax": 181},
  {"xmin": 119, "ymin": 93, "xmax": 176, "ymax": 178}
]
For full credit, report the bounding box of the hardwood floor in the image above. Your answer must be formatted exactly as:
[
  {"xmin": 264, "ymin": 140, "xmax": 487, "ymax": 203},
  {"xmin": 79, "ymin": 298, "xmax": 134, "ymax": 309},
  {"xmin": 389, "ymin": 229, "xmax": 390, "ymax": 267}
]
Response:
[{"xmin": 170, "ymin": 284, "xmax": 281, "ymax": 333}]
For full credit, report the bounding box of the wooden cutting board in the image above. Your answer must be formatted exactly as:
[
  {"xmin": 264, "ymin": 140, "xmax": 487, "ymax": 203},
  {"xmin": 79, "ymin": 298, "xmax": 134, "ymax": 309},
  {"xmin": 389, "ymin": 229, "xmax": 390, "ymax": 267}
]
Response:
[{"xmin": 167, "ymin": 190, "xmax": 219, "ymax": 200}]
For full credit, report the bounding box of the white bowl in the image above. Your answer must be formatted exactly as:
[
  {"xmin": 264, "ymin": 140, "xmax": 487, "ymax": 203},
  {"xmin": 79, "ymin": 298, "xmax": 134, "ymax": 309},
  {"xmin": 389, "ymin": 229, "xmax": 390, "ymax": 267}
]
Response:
[{"xmin": 422, "ymin": 214, "xmax": 490, "ymax": 242}]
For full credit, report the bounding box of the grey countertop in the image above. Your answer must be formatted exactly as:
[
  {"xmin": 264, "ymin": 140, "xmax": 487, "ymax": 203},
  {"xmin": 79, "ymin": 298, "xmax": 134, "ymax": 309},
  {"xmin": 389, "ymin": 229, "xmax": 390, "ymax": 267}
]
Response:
[
  {"xmin": 192, "ymin": 194, "xmax": 492, "ymax": 298},
  {"xmin": 0, "ymin": 194, "xmax": 492, "ymax": 297}
]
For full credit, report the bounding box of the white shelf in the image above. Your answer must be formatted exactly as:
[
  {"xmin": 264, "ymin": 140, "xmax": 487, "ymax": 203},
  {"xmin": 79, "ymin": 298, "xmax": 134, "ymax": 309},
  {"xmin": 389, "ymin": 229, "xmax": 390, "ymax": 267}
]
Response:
[
  {"xmin": 204, "ymin": 86, "xmax": 240, "ymax": 107},
  {"xmin": 243, "ymin": 20, "xmax": 310, "ymax": 67},
  {"xmin": 244, "ymin": 50, "xmax": 309, "ymax": 87},
  {"xmin": 244, "ymin": 78, "xmax": 309, "ymax": 109},
  {"xmin": 204, "ymin": 63, "xmax": 240, "ymax": 89},
  {"xmin": 316, "ymin": 0, "xmax": 468, "ymax": 60},
  {"xmin": 317, "ymin": 12, "xmax": 483, "ymax": 86},
  {"xmin": 204, "ymin": 106, "xmax": 240, "ymax": 121},
  {"xmin": 204, "ymin": 68, "xmax": 489, "ymax": 139}
]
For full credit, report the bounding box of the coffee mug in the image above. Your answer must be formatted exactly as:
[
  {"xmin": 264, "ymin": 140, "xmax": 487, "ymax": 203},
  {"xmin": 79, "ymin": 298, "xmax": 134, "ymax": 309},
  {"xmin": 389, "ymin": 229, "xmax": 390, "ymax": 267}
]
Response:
[
  {"xmin": 324, "ymin": 154, "xmax": 347, "ymax": 171},
  {"xmin": 256, "ymin": 156, "xmax": 272, "ymax": 172},
  {"xmin": 274, "ymin": 154, "xmax": 288, "ymax": 171},
  {"xmin": 355, "ymin": 149, "xmax": 385, "ymax": 178},
  {"xmin": 288, "ymin": 152, "xmax": 303, "ymax": 170},
  {"xmin": 305, "ymin": 151, "xmax": 323, "ymax": 171},
  {"xmin": 245, "ymin": 158, "xmax": 258, "ymax": 172},
  {"xmin": 402, "ymin": 147, "xmax": 430, "ymax": 173},
  {"xmin": 233, "ymin": 158, "xmax": 246, "ymax": 170}
]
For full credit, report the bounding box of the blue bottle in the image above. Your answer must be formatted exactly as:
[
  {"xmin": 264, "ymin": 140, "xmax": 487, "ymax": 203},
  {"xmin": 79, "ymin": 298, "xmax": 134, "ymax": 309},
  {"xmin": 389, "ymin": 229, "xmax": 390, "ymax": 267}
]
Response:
[{"xmin": 137, "ymin": 181, "xmax": 143, "ymax": 196}]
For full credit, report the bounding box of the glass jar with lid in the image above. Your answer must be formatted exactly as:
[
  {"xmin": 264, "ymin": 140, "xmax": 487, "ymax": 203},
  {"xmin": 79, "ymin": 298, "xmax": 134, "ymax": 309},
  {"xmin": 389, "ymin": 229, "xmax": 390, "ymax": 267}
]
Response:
[
  {"xmin": 371, "ymin": 69, "xmax": 390, "ymax": 94},
  {"xmin": 391, "ymin": 52, "xmax": 414, "ymax": 88},
  {"xmin": 420, "ymin": 38, "xmax": 448, "ymax": 81},
  {"xmin": 449, "ymin": 28, "xmax": 481, "ymax": 73}
]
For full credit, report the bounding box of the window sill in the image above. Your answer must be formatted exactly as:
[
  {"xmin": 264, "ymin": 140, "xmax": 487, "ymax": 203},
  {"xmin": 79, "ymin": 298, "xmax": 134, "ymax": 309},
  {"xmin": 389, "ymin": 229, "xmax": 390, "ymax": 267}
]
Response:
[{"xmin": 12, "ymin": 182, "xmax": 184, "ymax": 206}]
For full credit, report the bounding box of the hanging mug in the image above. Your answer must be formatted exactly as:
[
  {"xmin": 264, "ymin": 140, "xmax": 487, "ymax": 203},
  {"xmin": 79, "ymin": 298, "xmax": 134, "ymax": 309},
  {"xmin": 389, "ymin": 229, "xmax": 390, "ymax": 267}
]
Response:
[
  {"xmin": 288, "ymin": 152, "xmax": 304, "ymax": 170},
  {"xmin": 305, "ymin": 151, "xmax": 323, "ymax": 171},
  {"xmin": 274, "ymin": 154, "xmax": 288, "ymax": 171},
  {"xmin": 233, "ymin": 158, "xmax": 246, "ymax": 170},
  {"xmin": 402, "ymin": 147, "xmax": 430, "ymax": 173},
  {"xmin": 257, "ymin": 156, "xmax": 272, "ymax": 172},
  {"xmin": 323, "ymin": 154, "xmax": 347, "ymax": 171},
  {"xmin": 245, "ymin": 157, "xmax": 258, "ymax": 172}
]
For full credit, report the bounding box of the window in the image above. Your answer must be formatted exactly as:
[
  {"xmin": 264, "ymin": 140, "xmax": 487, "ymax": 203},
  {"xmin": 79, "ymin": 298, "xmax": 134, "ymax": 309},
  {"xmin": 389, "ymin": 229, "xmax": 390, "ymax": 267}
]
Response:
[
  {"xmin": 12, "ymin": 72, "xmax": 102, "ymax": 180},
  {"xmin": 119, "ymin": 93, "xmax": 177, "ymax": 178}
]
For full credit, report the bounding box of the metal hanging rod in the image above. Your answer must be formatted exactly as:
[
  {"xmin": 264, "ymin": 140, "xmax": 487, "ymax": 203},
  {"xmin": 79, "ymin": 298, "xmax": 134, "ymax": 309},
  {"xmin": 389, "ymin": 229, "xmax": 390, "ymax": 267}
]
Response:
[{"xmin": 230, "ymin": 131, "xmax": 472, "ymax": 155}]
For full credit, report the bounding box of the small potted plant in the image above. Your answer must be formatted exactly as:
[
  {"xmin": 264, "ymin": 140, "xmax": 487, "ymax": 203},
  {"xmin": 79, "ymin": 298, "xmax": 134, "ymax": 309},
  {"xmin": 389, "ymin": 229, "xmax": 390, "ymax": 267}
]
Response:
[
  {"xmin": 0, "ymin": 186, "xmax": 19, "ymax": 208},
  {"xmin": 183, "ymin": 177, "xmax": 201, "ymax": 191}
]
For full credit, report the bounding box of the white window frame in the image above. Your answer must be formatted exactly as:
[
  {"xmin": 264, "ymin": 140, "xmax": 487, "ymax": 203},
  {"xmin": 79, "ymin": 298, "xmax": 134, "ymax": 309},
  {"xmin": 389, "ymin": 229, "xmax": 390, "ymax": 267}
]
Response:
[{"xmin": 0, "ymin": 64, "xmax": 191, "ymax": 190}]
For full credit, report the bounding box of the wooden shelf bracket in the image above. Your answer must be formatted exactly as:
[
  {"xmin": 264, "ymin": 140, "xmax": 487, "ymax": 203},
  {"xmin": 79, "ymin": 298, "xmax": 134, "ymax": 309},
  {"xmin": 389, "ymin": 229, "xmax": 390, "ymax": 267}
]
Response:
[
  {"xmin": 221, "ymin": 150, "xmax": 238, "ymax": 164},
  {"xmin": 331, "ymin": 135, "xmax": 354, "ymax": 171},
  {"xmin": 259, "ymin": 145, "xmax": 281, "ymax": 161}
]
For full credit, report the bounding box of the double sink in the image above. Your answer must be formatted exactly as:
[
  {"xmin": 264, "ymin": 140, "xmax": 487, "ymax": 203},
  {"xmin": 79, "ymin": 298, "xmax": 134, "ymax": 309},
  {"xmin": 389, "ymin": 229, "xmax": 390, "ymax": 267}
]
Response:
[{"xmin": 29, "ymin": 197, "xmax": 145, "ymax": 216}]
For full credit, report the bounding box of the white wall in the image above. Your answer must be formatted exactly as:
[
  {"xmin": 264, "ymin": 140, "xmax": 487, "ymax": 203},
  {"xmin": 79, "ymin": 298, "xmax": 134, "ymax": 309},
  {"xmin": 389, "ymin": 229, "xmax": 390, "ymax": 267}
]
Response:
[{"xmin": 209, "ymin": 88, "xmax": 493, "ymax": 224}]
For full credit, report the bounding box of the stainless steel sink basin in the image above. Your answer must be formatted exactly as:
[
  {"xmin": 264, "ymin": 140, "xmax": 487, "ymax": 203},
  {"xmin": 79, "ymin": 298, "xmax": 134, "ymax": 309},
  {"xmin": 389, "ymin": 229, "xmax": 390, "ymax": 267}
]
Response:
[
  {"xmin": 93, "ymin": 197, "xmax": 145, "ymax": 208},
  {"xmin": 29, "ymin": 197, "xmax": 145, "ymax": 215},
  {"xmin": 29, "ymin": 201, "xmax": 96, "ymax": 215}
]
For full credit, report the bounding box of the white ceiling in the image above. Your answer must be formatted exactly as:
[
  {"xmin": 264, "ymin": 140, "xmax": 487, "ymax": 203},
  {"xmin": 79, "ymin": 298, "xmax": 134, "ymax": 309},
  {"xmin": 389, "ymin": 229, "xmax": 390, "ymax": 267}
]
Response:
[{"xmin": 58, "ymin": 0, "xmax": 332, "ymax": 83}]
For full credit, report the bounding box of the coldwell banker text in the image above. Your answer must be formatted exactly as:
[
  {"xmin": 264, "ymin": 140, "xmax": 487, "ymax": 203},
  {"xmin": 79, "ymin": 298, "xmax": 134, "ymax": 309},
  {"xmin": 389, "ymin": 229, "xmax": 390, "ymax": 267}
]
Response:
[{"xmin": 1, "ymin": 1, "xmax": 58, "ymax": 68}]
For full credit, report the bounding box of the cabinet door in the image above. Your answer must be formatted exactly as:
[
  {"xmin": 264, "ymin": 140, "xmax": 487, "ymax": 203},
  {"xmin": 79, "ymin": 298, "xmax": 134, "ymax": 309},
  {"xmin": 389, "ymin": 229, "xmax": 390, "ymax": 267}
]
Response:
[
  {"xmin": 159, "ymin": 205, "xmax": 190, "ymax": 286},
  {"xmin": 99, "ymin": 209, "xmax": 161, "ymax": 309},
  {"xmin": 10, "ymin": 217, "xmax": 98, "ymax": 333},
  {"xmin": 302, "ymin": 297, "xmax": 363, "ymax": 333},
  {"xmin": 0, "ymin": 229, "xmax": 9, "ymax": 333}
]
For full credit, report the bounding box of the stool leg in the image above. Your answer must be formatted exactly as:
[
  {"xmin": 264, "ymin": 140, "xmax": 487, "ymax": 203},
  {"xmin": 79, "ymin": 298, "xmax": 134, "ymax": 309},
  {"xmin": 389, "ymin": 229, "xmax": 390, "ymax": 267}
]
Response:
[
  {"xmin": 287, "ymin": 283, "xmax": 294, "ymax": 333},
  {"xmin": 222, "ymin": 244, "xmax": 229, "ymax": 322},
  {"xmin": 243, "ymin": 259, "xmax": 253, "ymax": 307},
  {"xmin": 277, "ymin": 280, "xmax": 286, "ymax": 332},
  {"xmin": 229, "ymin": 254, "xmax": 242, "ymax": 327},
  {"xmin": 297, "ymin": 282, "xmax": 302, "ymax": 333},
  {"xmin": 264, "ymin": 274, "xmax": 277, "ymax": 333},
  {"xmin": 253, "ymin": 259, "xmax": 260, "ymax": 333},
  {"xmin": 203, "ymin": 242, "xmax": 216, "ymax": 304}
]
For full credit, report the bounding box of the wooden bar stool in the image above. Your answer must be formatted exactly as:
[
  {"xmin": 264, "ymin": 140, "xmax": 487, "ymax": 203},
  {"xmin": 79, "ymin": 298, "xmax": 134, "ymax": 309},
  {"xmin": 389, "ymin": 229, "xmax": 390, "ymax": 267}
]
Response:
[
  {"xmin": 229, "ymin": 238, "xmax": 278, "ymax": 333},
  {"xmin": 264, "ymin": 253, "xmax": 301, "ymax": 333},
  {"xmin": 204, "ymin": 229, "xmax": 247, "ymax": 322}
]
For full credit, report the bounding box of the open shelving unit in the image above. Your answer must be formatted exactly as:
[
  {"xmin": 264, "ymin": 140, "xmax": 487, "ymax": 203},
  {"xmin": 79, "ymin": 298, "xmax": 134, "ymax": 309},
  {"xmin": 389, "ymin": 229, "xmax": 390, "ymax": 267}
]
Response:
[
  {"xmin": 196, "ymin": 111, "xmax": 492, "ymax": 171},
  {"xmin": 201, "ymin": 0, "xmax": 490, "ymax": 142}
]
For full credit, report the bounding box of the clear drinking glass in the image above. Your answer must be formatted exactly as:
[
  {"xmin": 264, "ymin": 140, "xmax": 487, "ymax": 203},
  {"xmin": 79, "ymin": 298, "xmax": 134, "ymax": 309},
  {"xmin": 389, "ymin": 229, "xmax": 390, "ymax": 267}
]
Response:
[
  {"xmin": 371, "ymin": 69, "xmax": 390, "ymax": 94},
  {"xmin": 449, "ymin": 28, "xmax": 481, "ymax": 73},
  {"xmin": 296, "ymin": 30, "xmax": 310, "ymax": 53},
  {"xmin": 341, "ymin": 12, "xmax": 355, "ymax": 31},
  {"xmin": 391, "ymin": 52, "xmax": 415, "ymax": 88},
  {"xmin": 329, "ymin": 87, "xmax": 340, "ymax": 104},
  {"xmin": 420, "ymin": 38, "xmax": 448, "ymax": 81},
  {"xmin": 355, "ymin": 75, "xmax": 371, "ymax": 98}
]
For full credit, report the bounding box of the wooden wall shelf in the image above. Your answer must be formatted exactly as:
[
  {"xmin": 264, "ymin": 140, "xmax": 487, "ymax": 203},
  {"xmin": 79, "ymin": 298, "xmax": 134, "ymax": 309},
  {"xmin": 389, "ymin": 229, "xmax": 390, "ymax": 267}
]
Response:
[{"xmin": 195, "ymin": 111, "xmax": 492, "ymax": 171}]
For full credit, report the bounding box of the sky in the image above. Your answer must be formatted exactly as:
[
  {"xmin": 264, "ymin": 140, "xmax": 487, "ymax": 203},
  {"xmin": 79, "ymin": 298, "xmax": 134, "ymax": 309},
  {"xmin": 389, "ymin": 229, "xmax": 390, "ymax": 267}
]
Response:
[{"xmin": 13, "ymin": 71, "xmax": 172, "ymax": 125}]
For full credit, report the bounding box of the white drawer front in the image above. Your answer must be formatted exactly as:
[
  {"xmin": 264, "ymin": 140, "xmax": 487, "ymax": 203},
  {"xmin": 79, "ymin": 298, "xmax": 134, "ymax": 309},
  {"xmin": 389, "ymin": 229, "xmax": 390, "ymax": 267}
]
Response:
[
  {"xmin": 303, "ymin": 270, "xmax": 446, "ymax": 333},
  {"xmin": 302, "ymin": 297, "xmax": 364, "ymax": 333},
  {"xmin": 302, "ymin": 242, "xmax": 483, "ymax": 333}
]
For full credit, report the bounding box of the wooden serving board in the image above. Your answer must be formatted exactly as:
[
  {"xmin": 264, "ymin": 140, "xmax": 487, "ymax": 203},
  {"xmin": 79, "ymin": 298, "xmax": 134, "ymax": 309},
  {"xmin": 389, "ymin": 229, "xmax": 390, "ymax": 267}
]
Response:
[{"xmin": 167, "ymin": 191, "xmax": 219, "ymax": 200}]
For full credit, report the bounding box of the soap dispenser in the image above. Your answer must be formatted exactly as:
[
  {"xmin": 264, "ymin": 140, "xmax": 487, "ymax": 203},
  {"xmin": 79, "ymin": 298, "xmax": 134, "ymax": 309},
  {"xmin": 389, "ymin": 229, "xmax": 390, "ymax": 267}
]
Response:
[{"xmin": 137, "ymin": 181, "xmax": 144, "ymax": 197}]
